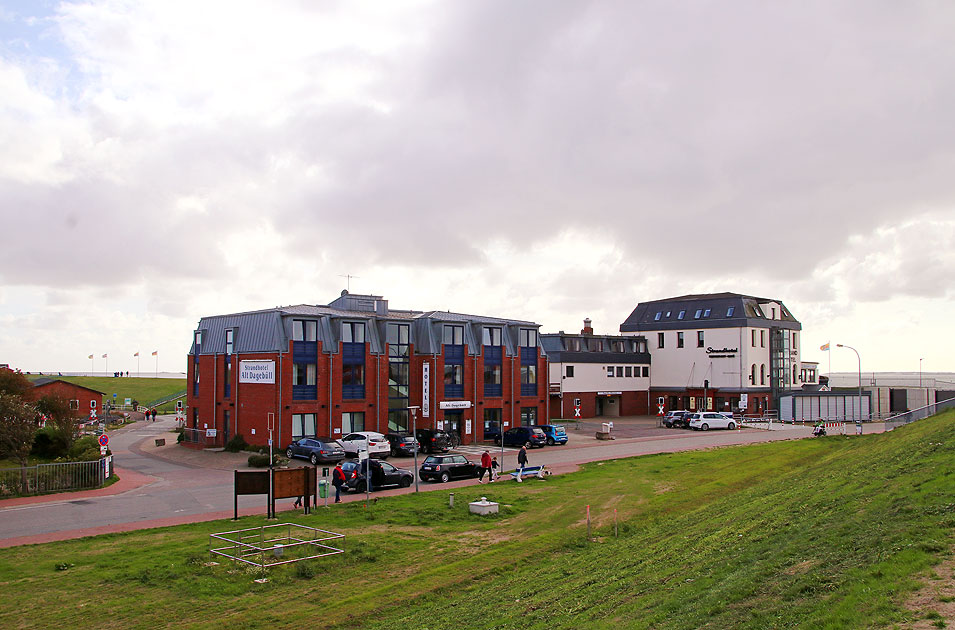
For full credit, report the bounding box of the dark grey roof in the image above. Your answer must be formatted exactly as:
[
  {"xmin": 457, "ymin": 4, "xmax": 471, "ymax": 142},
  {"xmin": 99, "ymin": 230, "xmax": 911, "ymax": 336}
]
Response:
[
  {"xmin": 541, "ymin": 333, "xmax": 651, "ymax": 364},
  {"xmin": 619, "ymin": 293, "xmax": 801, "ymax": 333}
]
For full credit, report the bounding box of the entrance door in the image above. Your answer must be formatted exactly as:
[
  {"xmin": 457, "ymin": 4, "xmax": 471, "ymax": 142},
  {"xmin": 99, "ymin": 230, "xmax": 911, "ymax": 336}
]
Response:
[
  {"xmin": 596, "ymin": 397, "xmax": 604, "ymax": 416},
  {"xmin": 445, "ymin": 411, "xmax": 462, "ymax": 442}
]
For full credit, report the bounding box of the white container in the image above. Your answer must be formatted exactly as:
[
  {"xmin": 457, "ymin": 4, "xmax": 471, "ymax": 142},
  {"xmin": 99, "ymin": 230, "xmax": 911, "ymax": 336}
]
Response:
[{"xmin": 469, "ymin": 497, "xmax": 499, "ymax": 516}]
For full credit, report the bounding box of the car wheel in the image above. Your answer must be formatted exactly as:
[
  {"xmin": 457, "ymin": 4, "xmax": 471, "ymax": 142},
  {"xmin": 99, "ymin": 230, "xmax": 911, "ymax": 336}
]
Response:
[
  {"xmin": 701, "ymin": 423, "xmax": 709, "ymax": 431},
  {"xmin": 399, "ymin": 477, "xmax": 411, "ymax": 488},
  {"xmin": 440, "ymin": 472, "xmax": 450, "ymax": 483},
  {"xmin": 308, "ymin": 453, "xmax": 318, "ymax": 465},
  {"xmin": 356, "ymin": 481, "xmax": 366, "ymax": 493},
  {"xmin": 546, "ymin": 437, "xmax": 554, "ymax": 446},
  {"xmin": 727, "ymin": 422, "xmax": 736, "ymax": 430},
  {"xmin": 286, "ymin": 448, "xmax": 294, "ymax": 458}
]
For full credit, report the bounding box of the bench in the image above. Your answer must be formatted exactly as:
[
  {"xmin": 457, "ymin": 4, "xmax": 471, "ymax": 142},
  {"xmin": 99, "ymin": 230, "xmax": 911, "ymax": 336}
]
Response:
[{"xmin": 509, "ymin": 465, "xmax": 550, "ymax": 482}]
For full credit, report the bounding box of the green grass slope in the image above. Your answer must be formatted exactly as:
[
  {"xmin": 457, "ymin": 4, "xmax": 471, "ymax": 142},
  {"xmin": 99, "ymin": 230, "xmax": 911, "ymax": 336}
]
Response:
[
  {"xmin": 32, "ymin": 376, "xmax": 185, "ymax": 410},
  {"xmin": 0, "ymin": 410, "xmax": 952, "ymax": 629}
]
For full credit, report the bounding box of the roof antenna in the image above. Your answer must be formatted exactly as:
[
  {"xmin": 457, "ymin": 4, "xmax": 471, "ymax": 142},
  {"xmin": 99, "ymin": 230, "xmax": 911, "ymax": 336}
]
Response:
[{"xmin": 338, "ymin": 274, "xmax": 359, "ymax": 292}]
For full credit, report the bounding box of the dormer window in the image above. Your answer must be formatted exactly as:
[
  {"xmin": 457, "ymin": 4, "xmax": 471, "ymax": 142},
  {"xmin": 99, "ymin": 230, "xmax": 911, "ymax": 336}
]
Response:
[
  {"xmin": 703, "ymin": 309, "xmax": 711, "ymax": 318},
  {"xmin": 694, "ymin": 309, "xmax": 702, "ymax": 319},
  {"xmin": 665, "ymin": 311, "xmax": 671, "ymax": 318},
  {"xmin": 678, "ymin": 310, "xmax": 686, "ymax": 320},
  {"xmin": 726, "ymin": 307, "xmax": 735, "ymax": 317},
  {"xmin": 654, "ymin": 312, "xmax": 662, "ymax": 321},
  {"xmin": 753, "ymin": 304, "xmax": 765, "ymax": 318}
]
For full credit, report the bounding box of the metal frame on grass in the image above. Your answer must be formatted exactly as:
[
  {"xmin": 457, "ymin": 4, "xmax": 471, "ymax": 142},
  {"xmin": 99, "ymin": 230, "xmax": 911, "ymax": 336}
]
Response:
[{"xmin": 209, "ymin": 523, "xmax": 345, "ymax": 568}]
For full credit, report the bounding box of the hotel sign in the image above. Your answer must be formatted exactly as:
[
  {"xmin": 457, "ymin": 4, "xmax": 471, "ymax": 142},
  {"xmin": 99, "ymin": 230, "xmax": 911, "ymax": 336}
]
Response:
[
  {"xmin": 239, "ymin": 360, "xmax": 275, "ymax": 384},
  {"xmin": 705, "ymin": 346, "xmax": 738, "ymax": 358},
  {"xmin": 422, "ymin": 362, "xmax": 430, "ymax": 418}
]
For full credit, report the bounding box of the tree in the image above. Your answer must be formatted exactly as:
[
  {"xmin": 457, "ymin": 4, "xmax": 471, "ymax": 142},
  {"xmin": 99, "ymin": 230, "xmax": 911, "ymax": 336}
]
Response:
[
  {"xmin": 35, "ymin": 394, "xmax": 80, "ymax": 452},
  {"xmin": 0, "ymin": 369, "xmax": 32, "ymax": 398},
  {"xmin": 0, "ymin": 392, "xmax": 39, "ymax": 470}
]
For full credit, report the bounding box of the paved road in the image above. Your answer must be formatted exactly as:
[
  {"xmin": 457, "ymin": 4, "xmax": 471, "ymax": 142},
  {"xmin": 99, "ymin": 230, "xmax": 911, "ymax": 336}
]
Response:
[{"xmin": 0, "ymin": 416, "xmax": 881, "ymax": 546}]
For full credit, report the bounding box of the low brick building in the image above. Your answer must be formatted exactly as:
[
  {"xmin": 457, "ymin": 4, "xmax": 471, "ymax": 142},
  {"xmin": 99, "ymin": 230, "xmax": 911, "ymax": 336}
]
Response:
[{"xmin": 31, "ymin": 378, "xmax": 105, "ymax": 419}]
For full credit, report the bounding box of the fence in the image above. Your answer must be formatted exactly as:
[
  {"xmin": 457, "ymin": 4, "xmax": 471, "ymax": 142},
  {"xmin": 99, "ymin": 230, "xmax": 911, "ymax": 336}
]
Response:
[
  {"xmin": 0, "ymin": 457, "xmax": 111, "ymax": 498},
  {"xmin": 180, "ymin": 427, "xmax": 222, "ymax": 448},
  {"xmin": 885, "ymin": 397, "xmax": 955, "ymax": 431}
]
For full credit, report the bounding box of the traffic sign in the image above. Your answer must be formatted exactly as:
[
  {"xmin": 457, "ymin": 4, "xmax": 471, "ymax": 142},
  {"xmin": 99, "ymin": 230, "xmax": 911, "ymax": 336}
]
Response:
[
  {"xmin": 574, "ymin": 405, "xmax": 581, "ymax": 418},
  {"xmin": 98, "ymin": 434, "xmax": 109, "ymax": 448}
]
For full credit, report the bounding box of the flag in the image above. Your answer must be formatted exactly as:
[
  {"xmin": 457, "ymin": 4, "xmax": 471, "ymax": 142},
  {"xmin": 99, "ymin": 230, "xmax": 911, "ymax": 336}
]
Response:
[
  {"xmin": 102, "ymin": 353, "xmax": 108, "ymax": 358},
  {"xmin": 134, "ymin": 352, "xmax": 140, "ymax": 357},
  {"xmin": 88, "ymin": 354, "xmax": 93, "ymax": 360},
  {"xmin": 820, "ymin": 343, "xmax": 830, "ymax": 352},
  {"xmin": 151, "ymin": 350, "xmax": 158, "ymax": 356}
]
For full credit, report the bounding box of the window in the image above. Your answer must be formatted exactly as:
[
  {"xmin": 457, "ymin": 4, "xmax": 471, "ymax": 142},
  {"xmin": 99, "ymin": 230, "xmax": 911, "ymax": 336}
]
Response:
[
  {"xmin": 697, "ymin": 331, "xmax": 704, "ymax": 348},
  {"xmin": 677, "ymin": 332, "xmax": 685, "ymax": 348},
  {"xmin": 642, "ymin": 366, "xmax": 649, "ymax": 377},
  {"xmin": 678, "ymin": 310, "xmax": 686, "ymax": 320},
  {"xmin": 760, "ymin": 330, "xmax": 765, "ymax": 347},
  {"xmin": 625, "ymin": 366, "xmax": 632, "ymax": 377},
  {"xmin": 520, "ymin": 407, "xmax": 538, "ymax": 426},
  {"xmin": 342, "ymin": 412, "xmax": 365, "ymax": 433},
  {"xmin": 792, "ymin": 332, "xmax": 798, "ymax": 347},
  {"xmin": 694, "ymin": 309, "xmax": 702, "ymax": 319},
  {"xmin": 594, "ymin": 340, "xmax": 604, "ymax": 352},
  {"xmin": 654, "ymin": 312, "xmax": 662, "ymax": 321},
  {"xmin": 482, "ymin": 326, "xmax": 502, "ymax": 346},
  {"xmin": 616, "ymin": 366, "xmax": 623, "ymax": 377},
  {"xmin": 443, "ymin": 324, "xmax": 464, "ymax": 345},
  {"xmin": 519, "ymin": 329, "xmax": 537, "ymax": 347},
  {"xmin": 342, "ymin": 364, "xmax": 365, "ymax": 398},
  {"xmin": 387, "ymin": 322, "xmax": 410, "ymax": 348},
  {"xmin": 388, "ymin": 409, "xmax": 409, "ymax": 433},
  {"xmin": 760, "ymin": 364, "xmax": 766, "ymax": 385},
  {"xmin": 607, "ymin": 366, "xmax": 614, "ymax": 377},
  {"xmin": 444, "ymin": 364, "xmax": 464, "ymax": 386},
  {"xmin": 565, "ymin": 365, "xmax": 575, "ymax": 378},
  {"xmin": 292, "ymin": 320, "xmax": 317, "ymax": 342},
  {"xmin": 751, "ymin": 364, "xmax": 757, "ymax": 383},
  {"xmin": 771, "ymin": 307, "xmax": 776, "ymax": 319},
  {"xmin": 665, "ymin": 311, "xmax": 671, "ymax": 318},
  {"xmin": 484, "ymin": 364, "xmax": 502, "ymax": 396},
  {"xmin": 292, "ymin": 413, "xmax": 317, "ymax": 440},
  {"xmin": 387, "ymin": 323, "xmax": 410, "ymax": 421},
  {"xmin": 342, "ymin": 322, "xmax": 365, "ymax": 343},
  {"xmin": 484, "ymin": 408, "xmax": 501, "ymax": 436},
  {"xmin": 225, "ymin": 329, "xmax": 234, "ymax": 355},
  {"xmin": 793, "ymin": 365, "xmax": 798, "ymax": 385},
  {"xmin": 727, "ymin": 306, "xmax": 735, "ymax": 317},
  {"xmin": 703, "ymin": 308, "xmax": 711, "ymax": 318},
  {"xmin": 753, "ymin": 304, "xmax": 764, "ymax": 318},
  {"xmin": 567, "ymin": 338, "xmax": 580, "ymax": 351},
  {"xmin": 658, "ymin": 333, "xmax": 665, "ymax": 349},
  {"xmin": 291, "ymin": 363, "xmax": 316, "ymax": 399},
  {"xmin": 69, "ymin": 399, "xmax": 79, "ymax": 410},
  {"xmin": 194, "ymin": 330, "xmax": 202, "ymax": 349},
  {"xmin": 193, "ymin": 360, "xmax": 200, "ymax": 396},
  {"xmin": 752, "ymin": 330, "xmax": 757, "ymax": 347},
  {"xmin": 520, "ymin": 365, "xmax": 537, "ymax": 396},
  {"xmin": 224, "ymin": 357, "xmax": 232, "ymax": 398}
]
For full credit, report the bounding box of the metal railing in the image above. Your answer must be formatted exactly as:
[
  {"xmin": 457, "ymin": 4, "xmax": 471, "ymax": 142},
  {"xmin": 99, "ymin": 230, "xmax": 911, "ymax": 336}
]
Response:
[
  {"xmin": 0, "ymin": 458, "xmax": 110, "ymax": 497},
  {"xmin": 180, "ymin": 427, "xmax": 222, "ymax": 448},
  {"xmin": 885, "ymin": 398, "xmax": 955, "ymax": 431},
  {"xmin": 145, "ymin": 389, "xmax": 187, "ymax": 409}
]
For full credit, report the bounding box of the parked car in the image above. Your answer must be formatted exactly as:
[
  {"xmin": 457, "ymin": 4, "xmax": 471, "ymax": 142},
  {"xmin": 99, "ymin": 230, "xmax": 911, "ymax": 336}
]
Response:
[
  {"xmin": 384, "ymin": 432, "xmax": 419, "ymax": 457},
  {"xmin": 535, "ymin": 424, "xmax": 568, "ymax": 446},
  {"xmin": 483, "ymin": 422, "xmax": 502, "ymax": 442},
  {"xmin": 284, "ymin": 437, "xmax": 346, "ymax": 464},
  {"xmin": 688, "ymin": 412, "xmax": 737, "ymax": 431},
  {"xmin": 339, "ymin": 431, "xmax": 391, "ymax": 459},
  {"xmin": 496, "ymin": 426, "xmax": 547, "ymax": 448},
  {"xmin": 415, "ymin": 428, "xmax": 451, "ymax": 454},
  {"xmin": 341, "ymin": 459, "xmax": 414, "ymax": 492},
  {"xmin": 663, "ymin": 410, "xmax": 692, "ymax": 429},
  {"xmin": 419, "ymin": 454, "xmax": 480, "ymax": 483}
]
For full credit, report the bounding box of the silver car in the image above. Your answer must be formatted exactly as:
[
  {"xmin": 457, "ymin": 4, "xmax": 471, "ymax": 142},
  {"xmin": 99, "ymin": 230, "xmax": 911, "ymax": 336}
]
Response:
[{"xmin": 688, "ymin": 412, "xmax": 737, "ymax": 431}]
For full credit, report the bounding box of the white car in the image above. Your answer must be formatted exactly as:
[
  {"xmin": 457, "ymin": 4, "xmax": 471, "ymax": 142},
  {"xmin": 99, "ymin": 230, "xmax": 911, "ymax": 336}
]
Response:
[
  {"xmin": 688, "ymin": 412, "xmax": 737, "ymax": 431},
  {"xmin": 340, "ymin": 431, "xmax": 391, "ymax": 459}
]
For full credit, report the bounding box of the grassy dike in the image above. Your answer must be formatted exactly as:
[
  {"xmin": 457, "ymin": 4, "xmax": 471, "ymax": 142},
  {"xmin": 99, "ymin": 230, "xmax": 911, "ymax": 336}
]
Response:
[{"xmin": 1, "ymin": 410, "xmax": 953, "ymax": 629}]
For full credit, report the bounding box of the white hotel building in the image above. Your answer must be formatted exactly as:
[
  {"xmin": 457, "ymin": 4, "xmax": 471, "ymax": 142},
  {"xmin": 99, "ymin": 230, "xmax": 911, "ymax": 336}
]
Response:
[{"xmin": 618, "ymin": 293, "xmax": 817, "ymax": 414}]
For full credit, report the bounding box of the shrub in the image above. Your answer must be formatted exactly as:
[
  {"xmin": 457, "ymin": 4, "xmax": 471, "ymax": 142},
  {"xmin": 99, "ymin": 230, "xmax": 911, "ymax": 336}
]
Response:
[
  {"xmin": 69, "ymin": 436, "xmax": 99, "ymax": 459},
  {"xmin": 247, "ymin": 454, "xmax": 270, "ymax": 467},
  {"xmin": 224, "ymin": 434, "xmax": 248, "ymax": 453},
  {"xmin": 32, "ymin": 427, "xmax": 70, "ymax": 459}
]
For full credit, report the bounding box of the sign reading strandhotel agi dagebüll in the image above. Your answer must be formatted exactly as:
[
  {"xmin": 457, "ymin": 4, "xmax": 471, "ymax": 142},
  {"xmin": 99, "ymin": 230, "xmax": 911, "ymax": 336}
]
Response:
[{"xmin": 239, "ymin": 360, "xmax": 275, "ymax": 384}]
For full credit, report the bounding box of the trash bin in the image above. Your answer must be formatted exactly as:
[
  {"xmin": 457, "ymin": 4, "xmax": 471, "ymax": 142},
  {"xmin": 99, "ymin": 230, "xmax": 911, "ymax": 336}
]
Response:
[{"xmin": 319, "ymin": 480, "xmax": 328, "ymax": 499}]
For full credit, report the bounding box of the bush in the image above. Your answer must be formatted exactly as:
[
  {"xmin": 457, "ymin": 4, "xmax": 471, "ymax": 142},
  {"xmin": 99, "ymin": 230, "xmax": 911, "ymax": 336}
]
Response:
[
  {"xmin": 247, "ymin": 454, "xmax": 270, "ymax": 468},
  {"xmin": 69, "ymin": 436, "xmax": 99, "ymax": 459},
  {"xmin": 225, "ymin": 434, "xmax": 248, "ymax": 453},
  {"xmin": 32, "ymin": 427, "xmax": 70, "ymax": 459}
]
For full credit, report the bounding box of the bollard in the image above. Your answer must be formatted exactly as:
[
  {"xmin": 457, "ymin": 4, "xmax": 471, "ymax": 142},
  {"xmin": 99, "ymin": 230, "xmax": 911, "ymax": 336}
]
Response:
[
  {"xmin": 586, "ymin": 505, "xmax": 591, "ymax": 540},
  {"xmin": 449, "ymin": 493, "xmax": 454, "ymax": 507},
  {"xmin": 614, "ymin": 508, "xmax": 618, "ymax": 538}
]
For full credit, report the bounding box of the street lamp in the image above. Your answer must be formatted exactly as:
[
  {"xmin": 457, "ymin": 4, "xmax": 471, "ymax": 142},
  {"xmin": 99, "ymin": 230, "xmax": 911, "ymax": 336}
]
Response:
[
  {"xmin": 836, "ymin": 344, "xmax": 863, "ymax": 420},
  {"xmin": 408, "ymin": 406, "xmax": 420, "ymax": 492},
  {"xmin": 919, "ymin": 358, "xmax": 924, "ymax": 388}
]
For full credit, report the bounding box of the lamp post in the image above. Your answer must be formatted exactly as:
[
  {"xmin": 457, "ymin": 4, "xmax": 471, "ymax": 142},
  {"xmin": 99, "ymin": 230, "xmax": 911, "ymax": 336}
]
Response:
[
  {"xmin": 919, "ymin": 358, "xmax": 924, "ymax": 388},
  {"xmin": 408, "ymin": 405, "xmax": 420, "ymax": 492},
  {"xmin": 836, "ymin": 344, "xmax": 863, "ymax": 420}
]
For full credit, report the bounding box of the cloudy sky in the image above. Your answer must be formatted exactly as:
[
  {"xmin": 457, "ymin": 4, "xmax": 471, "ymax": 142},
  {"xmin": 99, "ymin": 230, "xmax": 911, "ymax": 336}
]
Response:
[{"xmin": 1, "ymin": 0, "xmax": 953, "ymax": 375}]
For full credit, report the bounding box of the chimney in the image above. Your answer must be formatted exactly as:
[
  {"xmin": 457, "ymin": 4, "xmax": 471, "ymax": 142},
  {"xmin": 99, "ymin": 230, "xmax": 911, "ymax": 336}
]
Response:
[{"xmin": 581, "ymin": 318, "xmax": 593, "ymax": 335}]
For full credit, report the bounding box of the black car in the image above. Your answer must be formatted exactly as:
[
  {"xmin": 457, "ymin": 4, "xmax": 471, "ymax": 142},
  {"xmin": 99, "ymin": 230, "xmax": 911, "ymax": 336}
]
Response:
[
  {"xmin": 384, "ymin": 432, "xmax": 419, "ymax": 457},
  {"xmin": 415, "ymin": 428, "xmax": 451, "ymax": 454},
  {"xmin": 497, "ymin": 426, "xmax": 547, "ymax": 448},
  {"xmin": 419, "ymin": 454, "xmax": 480, "ymax": 483},
  {"xmin": 285, "ymin": 437, "xmax": 346, "ymax": 464},
  {"xmin": 341, "ymin": 459, "xmax": 414, "ymax": 492}
]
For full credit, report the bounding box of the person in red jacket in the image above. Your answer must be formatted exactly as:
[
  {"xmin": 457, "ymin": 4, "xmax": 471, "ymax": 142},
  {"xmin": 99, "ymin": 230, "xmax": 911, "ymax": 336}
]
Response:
[
  {"xmin": 331, "ymin": 462, "xmax": 347, "ymax": 503},
  {"xmin": 479, "ymin": 450, "xmax": 493, "ymax": 483}
]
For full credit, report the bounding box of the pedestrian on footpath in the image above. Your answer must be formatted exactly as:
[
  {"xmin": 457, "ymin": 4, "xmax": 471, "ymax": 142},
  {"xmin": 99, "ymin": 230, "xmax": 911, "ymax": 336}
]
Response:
[
  {"xmin": 490, "ymin": 456, "xmax": 499, "ymax": 482},
  {"xmin": 331, "ymin": 462, "xmax": 346, "ymax": 503},
  {"xmin": 517, "ymin": 444, "xmax": 528, "ymax": 481},
  {"xmin": 293, "ymin": 495, "xmax": 303, "ymax": 508},
  {"xmin": 151, "ymin": 408, "xmax": 157, "ymax": 422},
  {"xmin": 479, "ymin": 450, "xmax": 492, "ymax": 483}
]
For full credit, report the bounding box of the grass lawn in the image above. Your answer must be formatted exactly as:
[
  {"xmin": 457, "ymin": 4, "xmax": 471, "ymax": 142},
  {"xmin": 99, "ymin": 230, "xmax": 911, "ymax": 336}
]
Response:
[
  {"xmin": 32, "ymin": 376, "xmax": 186, "ymax": 410},
  {"xmin": 1, "ymin": 411, "xmax": 953, "ymax": 629}
]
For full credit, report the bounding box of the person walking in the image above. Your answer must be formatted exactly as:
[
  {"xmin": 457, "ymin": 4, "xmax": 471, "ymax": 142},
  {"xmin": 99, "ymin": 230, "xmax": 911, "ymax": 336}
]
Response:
[
  {"xmin": 331, "ymin": 462, "xmax": 346, "ymax": 503},
  {"xmin": 152, "ymin": 408, "xmax": 158, "ymax": 422},
  {"xmin": 490, "ymin": 456, "xmax": 499, "ymax": 482},
  {"xmin": 517, "ymin": 444, "xmax": 528, "ymax": 476},
  {"xmin": 479, "ymin": 450, "xmax": 492, "ymax": 483}
]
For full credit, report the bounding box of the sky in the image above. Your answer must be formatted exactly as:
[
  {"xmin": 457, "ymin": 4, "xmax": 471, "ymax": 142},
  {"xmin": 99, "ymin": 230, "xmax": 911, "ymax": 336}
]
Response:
[{"xmin": 1, "ymin": 0, "xmax": 953, "ymax": 376}]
